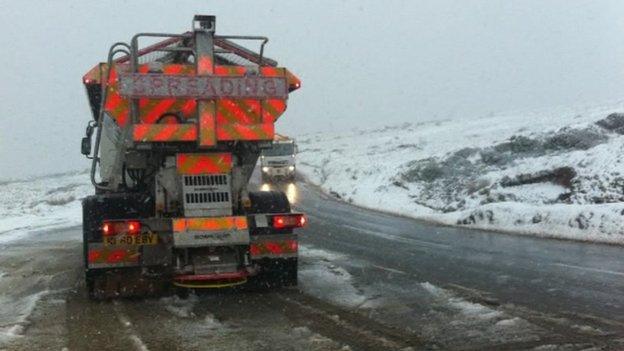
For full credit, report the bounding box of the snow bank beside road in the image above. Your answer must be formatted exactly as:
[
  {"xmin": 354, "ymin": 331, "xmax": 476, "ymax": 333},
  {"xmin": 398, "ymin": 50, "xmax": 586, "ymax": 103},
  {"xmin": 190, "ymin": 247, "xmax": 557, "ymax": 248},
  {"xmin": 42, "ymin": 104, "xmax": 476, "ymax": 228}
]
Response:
[
  {"xmin": 0, "ymin": 171, "xmax": 92, "ymax": 243},
  {"xmin": 296, "ymin": 103, "xmax": 624, "ymax": 244}
]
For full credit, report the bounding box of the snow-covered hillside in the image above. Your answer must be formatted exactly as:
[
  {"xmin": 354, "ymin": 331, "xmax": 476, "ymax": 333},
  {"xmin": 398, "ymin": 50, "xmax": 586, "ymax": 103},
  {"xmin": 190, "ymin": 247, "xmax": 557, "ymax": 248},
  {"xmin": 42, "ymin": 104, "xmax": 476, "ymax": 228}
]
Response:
[
  {"xmin": 296, "ymin": 103, "xmax": 624, "ymax": 244},
  {"xmin": 0, "ymin": 171, "xmax": 92, "ymax": 243},
  {"xmin": 3, "ymin": 102, "xmax": 624, "ymax": 246}
]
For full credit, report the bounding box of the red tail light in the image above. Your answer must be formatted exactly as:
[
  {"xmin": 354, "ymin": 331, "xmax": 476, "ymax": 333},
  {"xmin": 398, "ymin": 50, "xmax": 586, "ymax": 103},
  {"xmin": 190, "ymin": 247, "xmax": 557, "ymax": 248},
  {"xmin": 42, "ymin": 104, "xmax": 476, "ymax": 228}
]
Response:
[
  {"xmin": 107, "ymin": 249, "xmax": 126, "ymax": 263},
  {"xmin": 127, "ymin": 221, "xmax": 141, "ymax": 236},
  {"xmin": 88, "ymin": 250, "xmax": 102, "ymax": 263},
  {"xmin": 102, "ymin": 222, "xmax": 114, "ymax": 236},
  {"xmin": 271, "ymin": 214, "xmax": 307, "ymax": 229},
  {"xmin": 286, "ymin": 239, "xmax": 298, "ymax": 252},
  {"xmin": 101, "ymin": 220, "xmax": 142, "ymax": 236},
  {"xmin": 250, "ymin": 244, "xmax": 261, "ymax": 256}
]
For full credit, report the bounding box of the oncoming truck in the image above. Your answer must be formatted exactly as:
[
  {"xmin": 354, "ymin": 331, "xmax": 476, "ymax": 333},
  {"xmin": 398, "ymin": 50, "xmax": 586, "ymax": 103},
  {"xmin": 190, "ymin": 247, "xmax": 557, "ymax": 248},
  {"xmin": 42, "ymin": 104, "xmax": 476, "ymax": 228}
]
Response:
[
  {"xmin": 79, "ymin": 15, "xmax": 305, "ymax": 298},
  {"xmin": 260, "ymin": 134, "xmax": 297, "ymax": 182}
]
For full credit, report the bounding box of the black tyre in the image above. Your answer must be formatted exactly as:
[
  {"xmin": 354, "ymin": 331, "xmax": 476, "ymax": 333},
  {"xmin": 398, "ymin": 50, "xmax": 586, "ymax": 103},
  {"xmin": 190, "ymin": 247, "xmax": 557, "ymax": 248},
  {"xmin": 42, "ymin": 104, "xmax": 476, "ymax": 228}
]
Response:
[
  {"xmin": 282, "ymin": 258, "xmax": 298, "ymax": 286},
  {"xmin": 82, "ymin": 194, "xmax": 154, "ymax": 299},
  {"xmin": 268, "ymin": 258, "xmax": 298, "ymax": 287},
  {"xmin": 246, "ymin": 191, "xmax": 297, "ymax": 287},
  {"xmin": 247, "ymin": 190, "xmax": 291, "ymax": 214},
  {"xmin": 173, "ymin": 286, "xmax": 191, "ymax": 299},
  {"xmin": 82, "ymin": 196, "xmax": 98, "ymax": 270}
]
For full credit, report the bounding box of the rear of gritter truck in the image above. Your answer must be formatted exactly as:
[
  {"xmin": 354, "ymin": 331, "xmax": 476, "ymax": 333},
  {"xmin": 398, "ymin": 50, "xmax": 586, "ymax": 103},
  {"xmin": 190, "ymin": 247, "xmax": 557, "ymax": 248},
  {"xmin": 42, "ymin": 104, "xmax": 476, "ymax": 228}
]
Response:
[{"xmin": 79, "ymin": 15, "xmax": 304, "ymax": 299}]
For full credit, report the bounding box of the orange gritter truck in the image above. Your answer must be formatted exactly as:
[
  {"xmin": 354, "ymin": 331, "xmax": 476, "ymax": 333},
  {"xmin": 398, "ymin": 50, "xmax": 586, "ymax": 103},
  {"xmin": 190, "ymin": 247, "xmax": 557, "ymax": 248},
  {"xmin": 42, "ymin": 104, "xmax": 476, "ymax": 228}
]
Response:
[{"xmin": 79, "ymin": 15, "xmax": 304, "ymax": 298}]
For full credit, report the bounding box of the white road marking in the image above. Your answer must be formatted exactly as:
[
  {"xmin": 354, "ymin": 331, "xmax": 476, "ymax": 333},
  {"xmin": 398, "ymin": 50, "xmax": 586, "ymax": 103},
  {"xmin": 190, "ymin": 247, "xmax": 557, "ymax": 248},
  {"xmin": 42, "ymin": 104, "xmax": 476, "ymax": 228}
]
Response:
[
  {"xmin": 341, "ymin": 224, "xmax": 451, "ymax": 250},
  {"xmin": 372, "ymin": 264, "xmax": 407, "ymax": 275},
  {"xmin": 113, "ymin": 301, "xmax": 150, "ymax": 351},
  {"xmin": 128, "ymin": 335, "xmax": 150, "ymax": 351},
  {"xmin": 552, "ymin": 263, "xmax": 624, "ymax": 277}
]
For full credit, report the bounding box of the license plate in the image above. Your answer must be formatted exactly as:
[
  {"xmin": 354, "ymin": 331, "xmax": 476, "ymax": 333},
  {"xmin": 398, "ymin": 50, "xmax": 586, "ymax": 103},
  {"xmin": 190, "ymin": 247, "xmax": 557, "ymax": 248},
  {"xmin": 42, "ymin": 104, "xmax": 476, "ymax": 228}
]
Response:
[{"xmin": 104, "ymin": 233, "xmax": 158, "ymax": 246}]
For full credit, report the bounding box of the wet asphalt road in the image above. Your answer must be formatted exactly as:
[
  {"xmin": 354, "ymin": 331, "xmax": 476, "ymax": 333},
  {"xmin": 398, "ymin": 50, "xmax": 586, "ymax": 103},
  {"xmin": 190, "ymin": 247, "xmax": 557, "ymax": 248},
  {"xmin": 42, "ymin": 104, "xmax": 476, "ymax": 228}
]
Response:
[
  {"xmin": 294, "ymin": 181, "xmax": 624, "ymax": 325},
  {"xmin": 2, "ymin": 178, "xmax": 624, "ymax": 350}
]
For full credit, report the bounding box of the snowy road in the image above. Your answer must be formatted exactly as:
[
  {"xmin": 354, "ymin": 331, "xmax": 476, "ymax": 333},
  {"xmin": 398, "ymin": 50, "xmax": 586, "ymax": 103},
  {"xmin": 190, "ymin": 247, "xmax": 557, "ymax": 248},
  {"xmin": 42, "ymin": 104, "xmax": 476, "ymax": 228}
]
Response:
[
  {"xmin": 1, "ymin": 177, "xmax": 624, "ymax": 350},
  {"xmin": 293, "ymin": 181, "xmax": 624, "ymax": 349}
]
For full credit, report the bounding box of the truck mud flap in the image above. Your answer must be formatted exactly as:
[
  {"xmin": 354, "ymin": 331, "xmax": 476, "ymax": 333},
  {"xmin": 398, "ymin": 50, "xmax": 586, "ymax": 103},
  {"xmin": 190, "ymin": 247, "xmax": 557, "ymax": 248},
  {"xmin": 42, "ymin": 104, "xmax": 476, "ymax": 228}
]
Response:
[{"xmin": 87, "ymin": 269, "xmax": 168, "ymax": 299}]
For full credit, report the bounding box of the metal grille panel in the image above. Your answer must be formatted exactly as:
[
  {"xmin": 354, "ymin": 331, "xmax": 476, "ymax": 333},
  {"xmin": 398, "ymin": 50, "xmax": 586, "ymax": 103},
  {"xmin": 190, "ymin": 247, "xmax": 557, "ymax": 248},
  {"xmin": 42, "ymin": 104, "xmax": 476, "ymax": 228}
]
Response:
[
  {"xmin": 184, "ymin": 174, "xmax": 228, "ymax": 186},
  {"xmin": 182, "ymin": 174, "xmax": 232, "ymax": 217}
]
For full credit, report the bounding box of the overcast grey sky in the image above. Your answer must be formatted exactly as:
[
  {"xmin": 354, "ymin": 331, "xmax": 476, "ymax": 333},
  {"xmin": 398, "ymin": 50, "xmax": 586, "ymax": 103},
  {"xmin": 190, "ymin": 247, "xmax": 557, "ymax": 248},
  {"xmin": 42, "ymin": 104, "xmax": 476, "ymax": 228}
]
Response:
[{"xmin": 1, "ymin": 0, "xmax": 624, "ymax": 179}]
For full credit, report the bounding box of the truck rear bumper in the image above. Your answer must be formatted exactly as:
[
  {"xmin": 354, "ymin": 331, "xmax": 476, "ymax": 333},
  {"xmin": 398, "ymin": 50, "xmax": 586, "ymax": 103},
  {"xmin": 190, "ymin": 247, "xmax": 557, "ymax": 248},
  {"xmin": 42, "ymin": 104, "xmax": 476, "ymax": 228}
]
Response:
[
  {"xmin": 172, "ymin": 216, "xmax": 249, "ymax": 248},
  {"xmin": 251, "ymin": 234, "xmax": 298, "ymax": 259},
  {"xmin": 86, "ymin": 215, "xmax": 300, "ymax": 270},
  {"xmin": 174, "ymin": 271, "xmax": 249, "ymax": 281},
  {"xmin": 172, "ymin": 270, "xmax": 250, "ymax": 289}
]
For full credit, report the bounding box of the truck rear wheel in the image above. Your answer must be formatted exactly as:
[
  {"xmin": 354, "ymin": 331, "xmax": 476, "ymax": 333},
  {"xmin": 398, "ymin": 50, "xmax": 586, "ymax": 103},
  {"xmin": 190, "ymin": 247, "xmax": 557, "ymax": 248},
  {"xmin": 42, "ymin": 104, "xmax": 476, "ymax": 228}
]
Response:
[
  {"xmin": 247, "ymin": 191, "xmax": 298, "ymax": 287},
  {"xmin": 260, "ymin": 258, "xmax": 298, "ymax": 287},
  {"xmin": 247, "ymin": 190, "xmax": 291, "ymax": 214},
  {"xmin": 281, "ymin": 258, "xmax": 298, "ymax": 286},
  {"xmin": 82, "ymin": 195, "xmax": 101, "ymax": 299},
  {"xmin": 86, "ymin": 269, "xmax": 167, "ymax": 299},
  {"xmin": 82, "ymin": 194, "xmax": 162, "ymax": 299}
]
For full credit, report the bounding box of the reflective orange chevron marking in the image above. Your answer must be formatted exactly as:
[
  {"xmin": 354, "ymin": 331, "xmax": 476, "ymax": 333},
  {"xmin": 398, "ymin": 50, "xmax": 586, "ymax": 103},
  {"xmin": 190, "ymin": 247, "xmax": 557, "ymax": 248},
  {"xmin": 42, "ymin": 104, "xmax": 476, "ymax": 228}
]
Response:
[
  {"xmin": 216, "ymin": 123, "xmax": 273, "ymax": 141},
  {"xmin": 250, "ymin": 239, "xmax": 298, "ymax": 257},
  {"xmin": 176, "ymin": 153, "xmax": 233, "ymax": 174},
  {"xmin": 99, "ymin": 62, "xmax": 294, "ymax": 135},
  {"xmin": 172, "ymin": 216, "xmax": 248, "ymax": 232},
  {"xmin": 133, "ymin": 124, "xmax": 197, "ymax": 142},
  {"xmin": 198, "ymin": 56, "xmax": 213, "ymax": 75},
  {"xmin": 262, "ymin": 99, "xmax": 286, "ymax": 123},
  {"xmin": 198, "ymin": 101, "xmax": 217, "ymax": 146}
]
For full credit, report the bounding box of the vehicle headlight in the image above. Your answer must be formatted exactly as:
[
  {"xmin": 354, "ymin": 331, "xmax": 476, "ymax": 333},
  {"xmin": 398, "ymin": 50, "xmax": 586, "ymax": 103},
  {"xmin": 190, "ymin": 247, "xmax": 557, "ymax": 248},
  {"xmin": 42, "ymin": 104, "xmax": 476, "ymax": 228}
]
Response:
[
  {"xmin": 288, "ymin": 166, "xmax": 295, "ymax": 171},
  {"xmin": 262, "ymin": 167, "xmax": 269, "ymax": 172}
]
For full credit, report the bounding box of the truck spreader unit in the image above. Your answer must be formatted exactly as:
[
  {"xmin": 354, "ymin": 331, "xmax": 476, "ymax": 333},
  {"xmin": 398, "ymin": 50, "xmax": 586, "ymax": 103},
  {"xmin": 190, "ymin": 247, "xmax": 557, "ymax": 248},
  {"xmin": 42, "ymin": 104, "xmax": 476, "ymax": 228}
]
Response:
[{"xmin": 80, "ymin": 15, "xmax": 305, "ymax": 298}]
